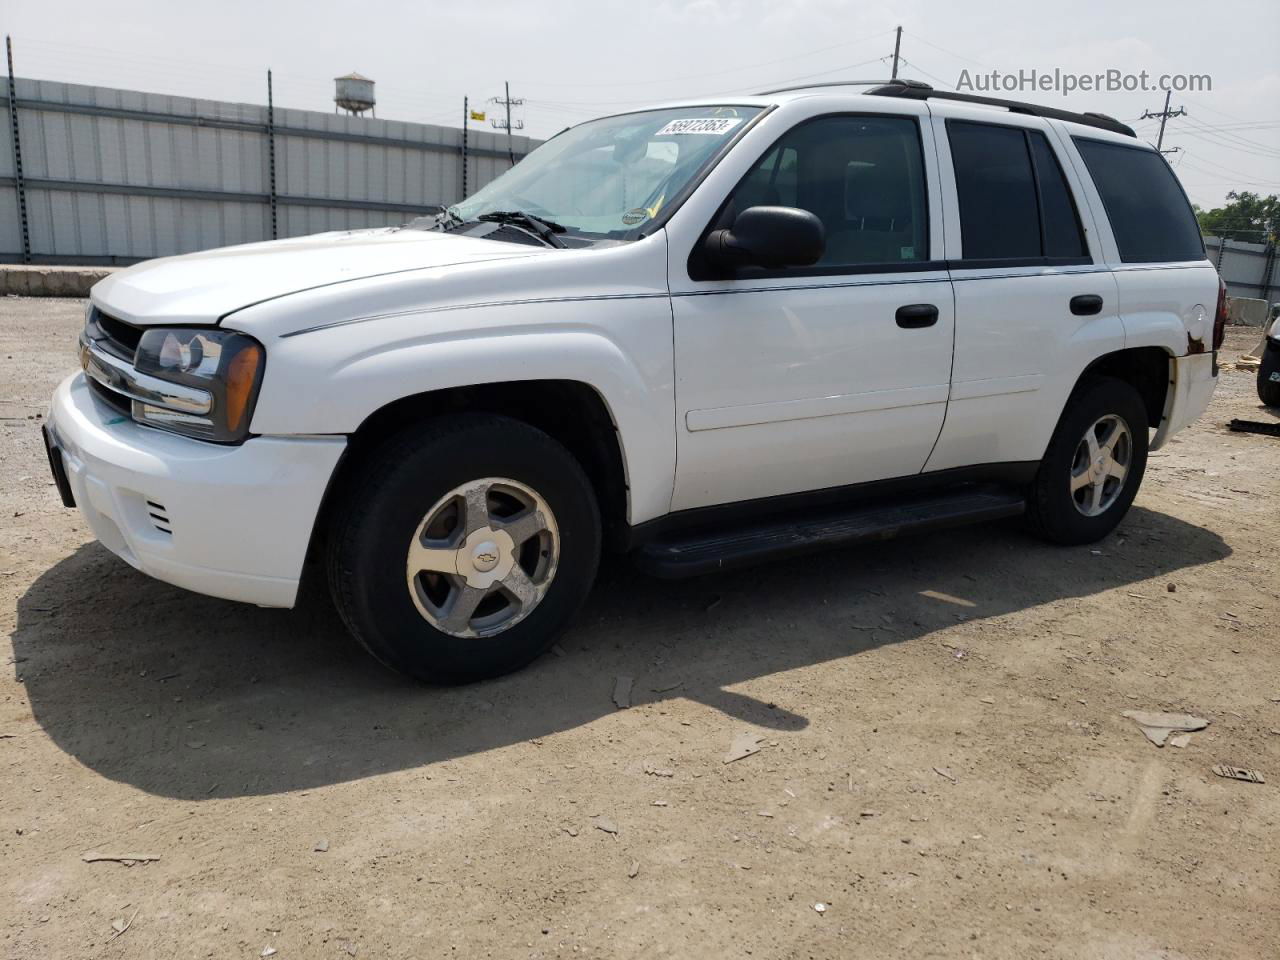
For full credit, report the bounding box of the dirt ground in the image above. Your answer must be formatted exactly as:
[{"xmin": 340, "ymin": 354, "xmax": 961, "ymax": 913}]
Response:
[{"xmin": 1, "ymin": 298, "xmax": 1277, "ymax": 960}]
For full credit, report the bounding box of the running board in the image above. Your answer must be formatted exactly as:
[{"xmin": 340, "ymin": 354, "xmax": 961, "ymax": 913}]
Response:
[{"xmin": 634, "ymin": 487, "xmax": 1025, "ymax": 579}]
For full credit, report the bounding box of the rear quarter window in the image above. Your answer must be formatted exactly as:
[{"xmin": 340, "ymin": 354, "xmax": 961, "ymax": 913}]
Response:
[{"xmin": 1073, "ymin": 138, "xmax": 1205, "ymax": 263}]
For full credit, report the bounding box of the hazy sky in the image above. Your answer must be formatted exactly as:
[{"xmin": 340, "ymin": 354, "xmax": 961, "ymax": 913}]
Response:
[{"xmin": 7, "ymin": 0, "xmax": 1278, "ymax": 211}]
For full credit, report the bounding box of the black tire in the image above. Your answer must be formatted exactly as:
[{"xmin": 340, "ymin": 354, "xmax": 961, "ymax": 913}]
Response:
[
  {"xmin": 1259, "ymin": 339, "xmax": 1280, "ymax": 408},
  {"xmin": 1024, "ymin": 377, "xmax": 1149, "ymax": 545},
  {"xmin": 326, "ymin": 414, "xmax": 601, "ymax": 683}
]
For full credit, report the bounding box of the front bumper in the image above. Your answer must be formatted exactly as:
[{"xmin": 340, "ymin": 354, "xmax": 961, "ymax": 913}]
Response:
[{"xmin": 47, "ymin": 373, "xmax": 346, "ymax": 607}]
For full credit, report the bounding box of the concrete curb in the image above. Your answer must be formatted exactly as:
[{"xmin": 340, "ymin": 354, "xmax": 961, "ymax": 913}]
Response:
[{"xmin": 1, "ymin": 265, "xmax": 118, "ymax": 298}]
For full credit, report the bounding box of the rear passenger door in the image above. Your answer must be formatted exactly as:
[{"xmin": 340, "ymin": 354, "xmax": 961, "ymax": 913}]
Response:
[{"xmin": 924, "ymin": 114, "xmax": 1126, "ymax": 473}]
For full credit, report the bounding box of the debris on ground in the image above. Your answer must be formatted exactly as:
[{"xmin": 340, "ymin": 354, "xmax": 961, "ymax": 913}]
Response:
[
  {"xmin": 314, "ymin": 839, "xmax": 329, "ymax": 853},
  {"xmin": 1212, "ymin": 764, "xmax": 1266, "ymax": 784},
  {"xmin": 813, "ymin": 903, "xmax": 827, "ymax": 914},
  {"xmin": 933, "ymin": 766, "xmax": 957, "ymax": 783},
  {"xmin": 723, "ymin": 732, "xmax": 766, "ymax": 764},
  {"xmin": 81, "ymin": 852, "xmax": 161, "ymax": 865},
  {"xmin": 612, "ymin": 676, "xmax": 633, "ymax": 709},
  {"xmin": 627, "ymin": 859, "xmax": 640, "ymax": 878},
  {"xmin": 261, "ymin": 948, "xmax": 278, "ymax": 958},
  {"xmin": 1228, "ymin": 419, "xmax": 1280, "ymax": 438},
  {"xmin": 593, "ymin": 816, "xmax": 619, "ymax": 835},
  {"xmin": 650, "ymin": 679, "xmax": 683, "ymax": 693},
  {"xmin": 1122, "ymin": 710, "xmax": 1210, "ymax": 747},
  {"xmin": 108, "ymin": 908, "xmax": 139, "ymax": 941},
  {"xmin": 1168, "ymin": 734, "xmax": 1192, "ymax": 748},
  {"xmin": 643, "ymin": 763, "xmax": 674, "ymax": 777}
]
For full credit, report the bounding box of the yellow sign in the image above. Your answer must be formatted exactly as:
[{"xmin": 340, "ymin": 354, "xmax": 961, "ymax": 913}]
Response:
[{"xmin": 470, "ymin": 110, "xmax": 486, "ymax": 122}]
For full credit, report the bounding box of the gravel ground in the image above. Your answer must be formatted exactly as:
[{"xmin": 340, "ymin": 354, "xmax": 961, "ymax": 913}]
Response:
[{"xmin": 2, "ymin": 298, "xmax": 1278, "ymax": 960}]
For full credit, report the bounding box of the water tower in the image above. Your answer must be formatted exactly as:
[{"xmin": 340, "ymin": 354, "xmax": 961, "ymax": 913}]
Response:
[{"xmin": 334, "ymin": 72, "xmax": 376, "ymax": 116}]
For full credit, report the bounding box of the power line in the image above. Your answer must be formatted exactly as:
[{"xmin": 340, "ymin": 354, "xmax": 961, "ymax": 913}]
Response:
[
  {"xmin": 1181, "ymin": 115, "xmax": 1280, "ymax": 157},
  {"xmin": 514, "ymin": 29, "xmax": 896, "ymax": 90}
]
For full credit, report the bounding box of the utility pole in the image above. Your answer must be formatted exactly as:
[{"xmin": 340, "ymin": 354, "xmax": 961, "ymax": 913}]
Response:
[
  {"xmin": 1141, "ymin": 90, "xmax": 1186, "ymax": 154},
  {"xmin": 461, "ymin": 96, "xmax": 469, "ymax": 200},
  {"xmin": 490, "ymin": 81, "xmax": 524, "ymax": 166},
  {"xmin": 890, "ymin": 25, "xmax": 902, "ymax": 80}
]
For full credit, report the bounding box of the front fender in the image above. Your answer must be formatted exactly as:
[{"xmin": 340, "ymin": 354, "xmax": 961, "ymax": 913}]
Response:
[{"xmin": 248, "ymin": 297, "xmax": 676, "ymax": 526}]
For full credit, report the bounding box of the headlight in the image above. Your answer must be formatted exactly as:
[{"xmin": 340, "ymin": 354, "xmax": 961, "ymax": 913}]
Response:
[{"xmin": 132, "ymin": 328, "xmax": 265, "ymax": 442}]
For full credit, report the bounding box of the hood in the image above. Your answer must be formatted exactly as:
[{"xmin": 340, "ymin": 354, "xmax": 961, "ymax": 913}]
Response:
[{"xmin": 90, "ymin": 228, "xmax": 547, "ymax": 327}]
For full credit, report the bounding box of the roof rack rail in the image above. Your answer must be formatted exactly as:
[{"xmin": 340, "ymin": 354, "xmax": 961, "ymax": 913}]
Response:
[
  {"xmin": 754, "ymin": 78, "xmax": 931, "ymax": 96},
  {"xmin": 866, "ymin": 81, "xmax": 1136, "ymax": 137}
]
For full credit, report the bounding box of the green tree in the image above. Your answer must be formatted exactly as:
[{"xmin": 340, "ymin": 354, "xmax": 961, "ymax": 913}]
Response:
[{"xmin": 1194, "ymin": 192, "xmax": 1279, "ymax": 244}]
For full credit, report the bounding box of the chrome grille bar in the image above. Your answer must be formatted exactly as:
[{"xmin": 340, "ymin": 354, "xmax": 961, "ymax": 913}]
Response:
[{"xmin": 79, "ymin": 335, "xmax": 213, "ymax": 415}]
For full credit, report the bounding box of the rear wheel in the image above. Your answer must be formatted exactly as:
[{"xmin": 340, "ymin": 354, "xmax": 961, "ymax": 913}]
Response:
[
  {"xmin": 1025, "ymin": 377, "xmax": 1149, "ymax": 545},
  {"xmin": 327, "ymin": 414, "xmax": 601, "ymax": 683},
  {"xmin": 1258, "ymin": 339, "xmax": 1280, "ymax": 407}
]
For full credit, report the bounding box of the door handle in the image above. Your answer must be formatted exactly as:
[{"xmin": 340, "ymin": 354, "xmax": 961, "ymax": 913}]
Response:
[
  {"xmin": 1070, "ymin": 294, "xmax": 1104, "ymax": 316},
  {"xmin": 895, "ymin": 303, "xmax": 939, "ymax": 328}
]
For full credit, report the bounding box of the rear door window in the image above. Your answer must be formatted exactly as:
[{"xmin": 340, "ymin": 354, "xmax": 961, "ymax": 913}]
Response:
[
  {"xmin": 1028, "ymin": 132, "xmax": 1087, "ymax": 259},
  {"xmin": 1073, "ymin": 138, "xmax": 1205, "ymax": 263},
  {"xmin": 948, "ymin": 120, "xmax": 1088, "ymax": 263}
]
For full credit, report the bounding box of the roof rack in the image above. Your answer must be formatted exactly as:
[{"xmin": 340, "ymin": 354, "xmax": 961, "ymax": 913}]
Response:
[
  {"xmin": 754, "ymin": 78, "xmax": 930, "ymax": 96},
  {"xmin": 866, "ymin": 81, "xmax": 1136, "ymax": 137}
]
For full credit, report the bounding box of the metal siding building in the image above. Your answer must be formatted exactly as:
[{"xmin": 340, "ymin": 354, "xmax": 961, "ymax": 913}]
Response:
[
  {"xmin": 1204, "ymin": 235, "xmax": 1279, "ymax": 304},
  {"xmin": 1, "ymin": 77, "xmax": 536, "ymax": 264}
]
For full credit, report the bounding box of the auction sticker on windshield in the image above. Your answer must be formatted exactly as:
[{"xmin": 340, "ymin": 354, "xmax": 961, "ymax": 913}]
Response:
[{"xmin": 655, "ymin": 117, "xmax": 744, "ymax": 136}]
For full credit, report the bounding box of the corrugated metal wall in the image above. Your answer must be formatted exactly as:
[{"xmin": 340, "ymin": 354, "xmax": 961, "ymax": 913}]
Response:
[
  {"xmin": 1, "ymin": 76, "xmax": 536, "ymax": 264},
  {"xmin": 1204, "ymin": 236, "xmax": 1279, "ymax": 304}
]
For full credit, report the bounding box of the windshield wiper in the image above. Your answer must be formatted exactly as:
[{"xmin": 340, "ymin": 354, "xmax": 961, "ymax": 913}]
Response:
[
  {"xmin": 476, "ymin": 210, "xmax": 567, "ymax": 248},
  {"xmin": 435, "ymin": 207, "xmax": 466, "ymax": 231}
]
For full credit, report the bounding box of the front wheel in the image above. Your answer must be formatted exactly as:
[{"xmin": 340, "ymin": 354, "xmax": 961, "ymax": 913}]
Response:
[
  {"xmin": 1025, "ymin": 377, "xmax": 1149, "ymax": 545},
  {"xmin": 327, "ymin": 414, "xmax": 601, "ymax": 683}
]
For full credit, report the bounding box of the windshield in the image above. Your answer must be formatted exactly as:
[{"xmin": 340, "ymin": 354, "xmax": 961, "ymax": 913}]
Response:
[{"xmin": 447, "ymin": 105, "xmax": 763, "ymax": 242}]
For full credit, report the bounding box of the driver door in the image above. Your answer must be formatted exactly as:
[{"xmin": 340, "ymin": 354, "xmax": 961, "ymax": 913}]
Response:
[{"xmin": 667, "ymin": 111, "xmax": 955, "ymax": 512}]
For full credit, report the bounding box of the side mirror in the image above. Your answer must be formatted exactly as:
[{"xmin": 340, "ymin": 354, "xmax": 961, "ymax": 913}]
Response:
[{"xmin": 703, "ymin": 206, "xmax": 825, "ymax": 270}]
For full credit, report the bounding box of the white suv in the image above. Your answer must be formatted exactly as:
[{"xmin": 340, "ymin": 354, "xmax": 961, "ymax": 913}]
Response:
[{"xmin": 45, "ymin": 80, "xmax": 1225, "ymax": 681}]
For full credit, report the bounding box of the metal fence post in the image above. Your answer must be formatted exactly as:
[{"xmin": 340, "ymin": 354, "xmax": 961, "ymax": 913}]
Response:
[
  {"xmin": 1260, "ymin": 240, "xmax": 1276, "ymax": 305},
  {"xmin": 5, "ymin": 36, "xmax": 31, "ymax": 264},
  {"xmin": 461, "ymin": 96, "xmax": 469, "ymax": 201},
  {"xmin": 266, "ymin": 69, "xmax": 278, "ymax": 240}
]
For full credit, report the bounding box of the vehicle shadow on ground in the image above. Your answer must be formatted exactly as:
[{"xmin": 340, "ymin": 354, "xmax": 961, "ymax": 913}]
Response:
[{"xmin": 12, "ymin": 507, "xmax": 1229, "ymax": 799}]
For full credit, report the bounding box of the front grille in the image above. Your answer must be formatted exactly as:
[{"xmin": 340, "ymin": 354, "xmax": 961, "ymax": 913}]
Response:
[
  {"xmin": 87, "ymin": 307, "xmax": 143, "ymax": 361},
  {"xmin": 86, "ymin": 375, "xmax": 132, "ymax": 417}
]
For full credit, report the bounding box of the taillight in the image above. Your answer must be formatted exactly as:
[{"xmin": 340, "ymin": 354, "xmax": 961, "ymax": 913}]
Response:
[{"xmin": 1213, "ymin": 277, "xmax": 1228, "ymax": 351}]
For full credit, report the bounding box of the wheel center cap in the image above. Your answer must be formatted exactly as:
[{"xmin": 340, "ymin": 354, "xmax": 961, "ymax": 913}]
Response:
[{"xmin": 472, "ymin": 540, "xmax": 500, "ymax": 573}]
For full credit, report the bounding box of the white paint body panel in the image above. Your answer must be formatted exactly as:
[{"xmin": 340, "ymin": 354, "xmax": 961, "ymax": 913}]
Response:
[
  {"xmin": 48, "ymin": 373, "xmax": 344, "ymax": 607},
  {"xmin": 52, "ymin": 89, "xmax": 1220, "ymax": 608},
  {"xmin": 662, "ymin": 96, "xmax": 954, "ymax": 510}
]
